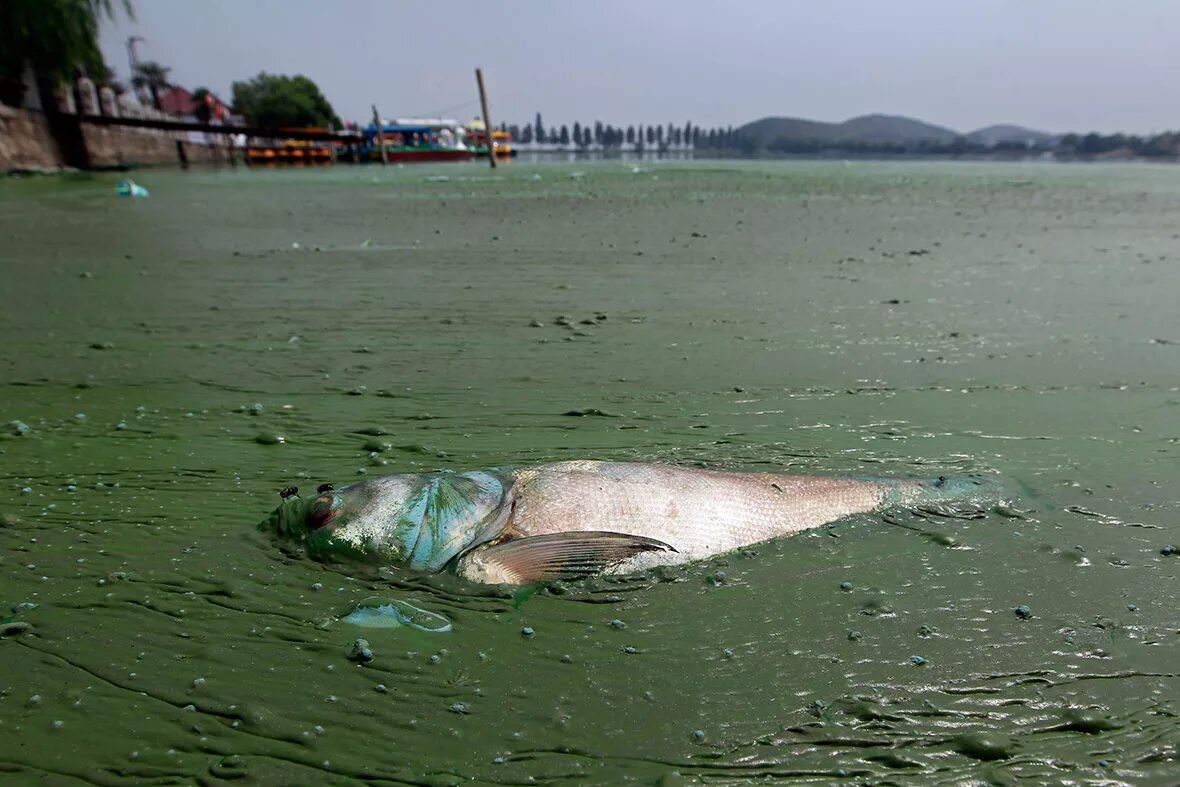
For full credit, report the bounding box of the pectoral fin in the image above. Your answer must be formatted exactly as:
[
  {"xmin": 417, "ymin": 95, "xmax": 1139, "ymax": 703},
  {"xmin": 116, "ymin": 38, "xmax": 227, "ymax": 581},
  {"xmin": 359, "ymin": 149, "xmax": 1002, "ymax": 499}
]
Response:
[{"xmin": 456, "ymin": 531, "xmax": 677, "ymax": 584}]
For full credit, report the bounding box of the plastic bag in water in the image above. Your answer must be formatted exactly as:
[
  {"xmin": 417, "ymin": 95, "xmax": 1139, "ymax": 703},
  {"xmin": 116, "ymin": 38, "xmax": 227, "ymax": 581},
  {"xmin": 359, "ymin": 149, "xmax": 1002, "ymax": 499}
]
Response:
[
  {"xmin": 115, "ymin": 179, "xmax": 149, "ymax": 198},
  {"xmin": 341, "ymin": 597, "xmax": 452, "ymax": 633}
]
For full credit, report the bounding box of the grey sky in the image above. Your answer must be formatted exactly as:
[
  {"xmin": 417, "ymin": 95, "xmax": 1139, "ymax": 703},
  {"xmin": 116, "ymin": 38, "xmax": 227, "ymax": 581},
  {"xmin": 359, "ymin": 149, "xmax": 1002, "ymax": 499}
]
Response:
[{"xmin": 100, "ymin": 1, "xmax": 1180, "ymax": 134}]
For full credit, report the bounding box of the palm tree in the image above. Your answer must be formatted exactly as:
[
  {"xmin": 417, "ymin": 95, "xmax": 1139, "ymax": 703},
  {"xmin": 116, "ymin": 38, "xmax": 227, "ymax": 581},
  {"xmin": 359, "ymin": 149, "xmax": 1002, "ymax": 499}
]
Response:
[{"xmin": 131, "ymin": 60, "xmax": 170, "ymax": 111}]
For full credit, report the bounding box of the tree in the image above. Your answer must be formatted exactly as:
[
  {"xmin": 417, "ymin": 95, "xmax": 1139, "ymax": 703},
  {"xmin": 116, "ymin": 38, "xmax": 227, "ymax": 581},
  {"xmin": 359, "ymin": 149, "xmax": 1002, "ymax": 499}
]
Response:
[
  {"xmin": 656, "ymin": 125, "xmax": 665, "ymax": 146},
  {"xmin": 1, "ymin": 0, "xmax": 131, "ymax": 107},
  {"xmin": 231, "ymin": 72, "xmax": 341, "ymax": 129},
  {"xmin": 582, "ymin": 127, "xmax": 592, "ymax": 147},
  {"xmin": 626, "ymin": 125, "xmax": 635, "ymax": 144},
  {"xmin": 573, "ymin": 121, "xmax": 582, "ymax": 147},
  {"xmin": 646, "ymin": 126, "xmax": 655, "ymax": 145},
  {"xmin": 131, "ymin": 60, "xmax": 170, "ymax": 110},
  {"xmin": 134, "ymin": 60, "xmax": 172, "ymax": 110},
  {"xmin": 534, "ymin": 112, "xmax": 545, "ymax": 143},
  {"xmin": 684, "ymin": 121, "xmax": 692, "ymax": 145},
  {"xmin": 559, "ymin": 125, "xmax": 570, "ymax": 145}
]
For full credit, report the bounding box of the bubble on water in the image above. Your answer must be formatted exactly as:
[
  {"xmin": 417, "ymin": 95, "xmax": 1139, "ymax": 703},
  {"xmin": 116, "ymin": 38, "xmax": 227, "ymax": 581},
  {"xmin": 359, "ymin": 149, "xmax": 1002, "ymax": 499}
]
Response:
[{"xmin": 952, "ymin": 732, "xmax": 1014, "ymax": 761}]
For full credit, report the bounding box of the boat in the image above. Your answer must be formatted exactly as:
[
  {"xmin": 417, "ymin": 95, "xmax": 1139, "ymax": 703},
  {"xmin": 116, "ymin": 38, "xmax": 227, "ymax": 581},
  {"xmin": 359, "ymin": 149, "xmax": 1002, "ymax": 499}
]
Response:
[
  {"xmin": 465, "ymin": 120, "xmax": 516, "ymax": 157},
  {"xmin": 246, "ymin": 129, "xmax": 335, "ymax": 164},
  {"xmin": 352, "ymin": 118, "xmax": 476, "ymax": 163}
]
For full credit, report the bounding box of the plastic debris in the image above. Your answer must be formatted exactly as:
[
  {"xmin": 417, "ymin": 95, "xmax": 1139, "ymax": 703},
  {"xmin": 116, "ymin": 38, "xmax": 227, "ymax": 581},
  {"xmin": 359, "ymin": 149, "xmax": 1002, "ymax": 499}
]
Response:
[
  {"xmin": 115, "ymin": 179, "xmax": 149, "ymax": 198},
  {"xmin": 341, "ymin": 597, "xmax": 453, "ymax": 633}
]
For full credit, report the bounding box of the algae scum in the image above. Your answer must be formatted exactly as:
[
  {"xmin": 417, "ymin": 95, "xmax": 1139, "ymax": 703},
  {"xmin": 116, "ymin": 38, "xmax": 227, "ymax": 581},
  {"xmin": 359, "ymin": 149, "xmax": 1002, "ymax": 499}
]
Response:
[{"xmin": 1, "ymin": 161, "xmax": 1178, "ymax": 784}]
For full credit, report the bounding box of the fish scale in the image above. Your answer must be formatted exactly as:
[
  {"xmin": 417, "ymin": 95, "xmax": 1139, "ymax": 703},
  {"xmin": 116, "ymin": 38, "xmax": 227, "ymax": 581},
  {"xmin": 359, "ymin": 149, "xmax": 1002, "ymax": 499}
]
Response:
[{"xmin": 509, "ymin": 461, "xmax": 892, "ymax": 563}]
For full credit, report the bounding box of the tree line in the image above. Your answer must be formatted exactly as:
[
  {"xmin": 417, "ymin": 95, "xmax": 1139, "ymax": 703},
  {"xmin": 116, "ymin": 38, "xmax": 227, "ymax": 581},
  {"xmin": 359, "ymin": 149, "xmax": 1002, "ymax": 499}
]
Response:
[{"xmin": 504, "ymin": 113, "xmax": 738, "ymax": 148}]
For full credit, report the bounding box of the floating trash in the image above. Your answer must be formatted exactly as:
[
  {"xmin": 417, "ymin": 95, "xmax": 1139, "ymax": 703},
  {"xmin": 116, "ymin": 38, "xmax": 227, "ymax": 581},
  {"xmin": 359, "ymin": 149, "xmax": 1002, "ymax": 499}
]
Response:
[
  {"xmin": 341, "ymin": 597, "xmax": 452, "ymax": 633},
  {"xmin": 115, "ymin": 179, "xmax": 149, "ymax": 198}
]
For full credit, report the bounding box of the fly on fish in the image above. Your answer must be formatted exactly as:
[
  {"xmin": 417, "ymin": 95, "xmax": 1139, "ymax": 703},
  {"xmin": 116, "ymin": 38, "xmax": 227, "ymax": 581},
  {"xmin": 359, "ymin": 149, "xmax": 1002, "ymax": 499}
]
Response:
[{"xmin": 258, "ymin": 460, "xmax": 1001, "ymax": 584}]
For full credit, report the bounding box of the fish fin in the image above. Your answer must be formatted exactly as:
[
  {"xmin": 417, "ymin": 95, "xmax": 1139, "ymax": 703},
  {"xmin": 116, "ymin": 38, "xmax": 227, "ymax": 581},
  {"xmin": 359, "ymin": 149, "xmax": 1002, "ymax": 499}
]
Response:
[{"xmin": 456, "ymin": 531, "xmax": 677, "ymax": 584}]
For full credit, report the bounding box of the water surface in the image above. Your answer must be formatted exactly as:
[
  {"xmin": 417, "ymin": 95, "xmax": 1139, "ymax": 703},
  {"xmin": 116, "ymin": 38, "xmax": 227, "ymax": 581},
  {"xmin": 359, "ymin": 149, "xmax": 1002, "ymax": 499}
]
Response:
[{"xmin": 1, "ymin": 161, "xmax": 1178, "ymax": 784}]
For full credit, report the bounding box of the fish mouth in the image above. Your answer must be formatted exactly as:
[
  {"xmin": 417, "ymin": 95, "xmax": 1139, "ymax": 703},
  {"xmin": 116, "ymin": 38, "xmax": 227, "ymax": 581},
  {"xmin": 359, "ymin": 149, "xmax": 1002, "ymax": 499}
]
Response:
[{"xmin": 259, "ymin": 492, "xmax": 342, "ymax": 539}]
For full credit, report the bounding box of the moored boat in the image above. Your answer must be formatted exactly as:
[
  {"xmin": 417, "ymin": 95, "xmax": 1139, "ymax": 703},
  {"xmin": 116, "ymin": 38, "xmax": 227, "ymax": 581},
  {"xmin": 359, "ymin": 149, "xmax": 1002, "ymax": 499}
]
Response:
[
  {"xmin": 246, "ymin": 129, "xmax": 335, "ymax": 165},
  {"xmin": 353, "ymin": 118, "xmax": 476, "ymax": 163},
  {"xmin": 465, "ymin": 120, "xmax": 515, "ymax": 157}
]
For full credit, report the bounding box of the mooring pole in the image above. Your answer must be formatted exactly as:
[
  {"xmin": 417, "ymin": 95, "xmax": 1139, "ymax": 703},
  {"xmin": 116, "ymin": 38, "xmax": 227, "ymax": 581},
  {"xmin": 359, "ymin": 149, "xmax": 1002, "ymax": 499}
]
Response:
[
  {"xmin": 475, "ymin": 68, "xmax": 496, "ymax": 169},
  {"xmin": 372, "ymin": 104, "xmax": 388, "ymax": 165}
]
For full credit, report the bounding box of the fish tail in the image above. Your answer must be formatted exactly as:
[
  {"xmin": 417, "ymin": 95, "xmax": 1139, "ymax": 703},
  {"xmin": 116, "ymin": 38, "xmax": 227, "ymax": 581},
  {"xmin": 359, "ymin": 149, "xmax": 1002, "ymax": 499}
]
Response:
[{"xmin": 880, "ymin": 474, "xmax": 1004, "ymax": 508}]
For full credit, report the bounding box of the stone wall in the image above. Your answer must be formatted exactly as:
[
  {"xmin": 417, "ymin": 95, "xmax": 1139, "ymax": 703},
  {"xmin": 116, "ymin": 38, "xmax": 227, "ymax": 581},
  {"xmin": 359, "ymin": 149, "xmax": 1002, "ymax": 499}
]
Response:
[
  {"xmin": 82, "ymin": 123, "xmax": 230, "ymax": 169},
  {"xmin": 0, "ymin": 105, "xmax": 59, "ymax": 171},
  {"xmin": 1, "ymin": 105, "xmax": 230, "ymax": 172}
]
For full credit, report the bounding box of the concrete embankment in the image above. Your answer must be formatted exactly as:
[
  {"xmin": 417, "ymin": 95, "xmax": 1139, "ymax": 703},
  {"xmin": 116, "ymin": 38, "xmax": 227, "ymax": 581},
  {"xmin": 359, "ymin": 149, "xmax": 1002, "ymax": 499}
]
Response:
[{"xmin": 1, "ymin": 104, "xmax": 228, "ymax": 172}]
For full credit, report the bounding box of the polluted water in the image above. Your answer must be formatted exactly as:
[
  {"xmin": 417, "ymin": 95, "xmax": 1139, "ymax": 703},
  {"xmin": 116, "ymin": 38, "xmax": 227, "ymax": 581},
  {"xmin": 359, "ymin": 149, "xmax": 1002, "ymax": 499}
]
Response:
[{"xmin": 0, "ymin": 161, "xmax": 1178, "ymax": 784}]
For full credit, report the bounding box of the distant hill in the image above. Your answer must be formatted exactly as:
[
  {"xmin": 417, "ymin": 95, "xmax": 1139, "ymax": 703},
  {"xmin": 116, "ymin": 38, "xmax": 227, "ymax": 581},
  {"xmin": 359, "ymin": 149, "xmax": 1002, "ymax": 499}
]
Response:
[
  {"xmin": 965, "ymin": 124, "xmax": 1058, "ymax": 147},
  {"xmin": 736, "ymin": 113, "xmax": 959, "ymax": 146},
  {"xmin": 833, "ymin": 114, "xmax": 958, "ymax": 144}
]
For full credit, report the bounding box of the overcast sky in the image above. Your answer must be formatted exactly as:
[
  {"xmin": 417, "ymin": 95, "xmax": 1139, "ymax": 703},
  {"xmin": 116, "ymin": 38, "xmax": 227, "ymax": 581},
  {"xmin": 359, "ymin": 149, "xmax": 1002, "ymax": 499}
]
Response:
[{"xmin": 99, "ymin": 0, "xmax": 1180, "ymax": 134}]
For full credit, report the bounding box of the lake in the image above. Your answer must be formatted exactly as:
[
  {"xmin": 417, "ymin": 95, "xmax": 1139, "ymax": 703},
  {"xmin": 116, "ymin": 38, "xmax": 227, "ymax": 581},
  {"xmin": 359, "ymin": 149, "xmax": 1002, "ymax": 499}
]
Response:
[{"xmin": 1, "ymin": 160, "xmax": 1178, "ymax": 784}]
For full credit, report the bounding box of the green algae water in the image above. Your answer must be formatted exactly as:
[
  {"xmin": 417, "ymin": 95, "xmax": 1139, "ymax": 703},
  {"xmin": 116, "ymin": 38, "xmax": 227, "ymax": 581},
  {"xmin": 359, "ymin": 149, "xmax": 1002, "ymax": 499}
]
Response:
[{"xmin": 1, "ymin": 160, "xmax": 1178, "ymax": 784}]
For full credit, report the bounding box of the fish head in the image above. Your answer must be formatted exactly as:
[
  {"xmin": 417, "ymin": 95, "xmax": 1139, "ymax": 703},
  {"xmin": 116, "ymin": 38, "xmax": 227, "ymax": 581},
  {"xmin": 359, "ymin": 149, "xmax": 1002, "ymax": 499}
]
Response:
[{"xmin": 257, "ymin": 471, "xmax": 510, "ymax": 570}]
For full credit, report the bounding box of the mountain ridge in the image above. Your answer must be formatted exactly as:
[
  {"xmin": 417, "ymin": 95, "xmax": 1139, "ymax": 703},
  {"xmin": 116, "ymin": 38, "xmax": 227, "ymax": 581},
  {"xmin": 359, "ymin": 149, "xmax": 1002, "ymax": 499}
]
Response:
[{"xmin": 736, "ymin": 113, "xmax": 1052, "ymax": 147}]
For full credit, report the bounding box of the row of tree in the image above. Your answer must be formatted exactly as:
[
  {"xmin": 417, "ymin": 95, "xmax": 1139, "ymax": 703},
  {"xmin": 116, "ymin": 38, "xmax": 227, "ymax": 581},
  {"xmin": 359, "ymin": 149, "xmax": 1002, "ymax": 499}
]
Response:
[
  {"xmin": 504, "ymin": 114, "xmax": 739, "ymax": 148},
  {"xmin": 734, "ymin": 132, "xmax": 1180, "ymax": 158},
  {"xmin": 1058, "ymin": 132, "xmax": 1180, "ymax": 157}
]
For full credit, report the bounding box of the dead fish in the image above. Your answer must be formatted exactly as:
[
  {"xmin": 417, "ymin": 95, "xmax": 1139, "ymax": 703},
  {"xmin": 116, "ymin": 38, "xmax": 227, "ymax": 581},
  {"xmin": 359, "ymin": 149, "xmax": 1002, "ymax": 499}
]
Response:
[{"xmin": 259, "ymin": 461, "xmax": 998, "ymax": 584}]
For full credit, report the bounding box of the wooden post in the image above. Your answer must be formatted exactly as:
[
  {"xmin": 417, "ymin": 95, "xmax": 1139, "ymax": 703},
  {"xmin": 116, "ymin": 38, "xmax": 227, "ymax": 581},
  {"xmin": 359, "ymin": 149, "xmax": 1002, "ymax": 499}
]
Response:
[
  {"xmin": 372, "ymin": 104, "xmax": 388, "ymax": 165},
  {"xmin": 475, "ymin": 68, "xmax": 496, "ymax": 169}
]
